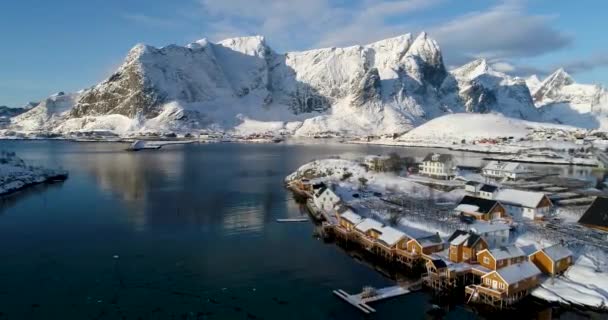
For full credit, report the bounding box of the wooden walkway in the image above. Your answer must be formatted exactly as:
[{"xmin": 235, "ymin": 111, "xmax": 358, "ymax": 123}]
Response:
[{"xmin": 333, "ymin": 282, "xmax": 421, "ymax": 314}]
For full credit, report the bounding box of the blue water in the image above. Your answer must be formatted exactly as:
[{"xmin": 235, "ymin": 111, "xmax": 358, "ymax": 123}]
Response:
[{"xmin": 0, "ymin": 141, "xmax": 586, "ymax": 319}]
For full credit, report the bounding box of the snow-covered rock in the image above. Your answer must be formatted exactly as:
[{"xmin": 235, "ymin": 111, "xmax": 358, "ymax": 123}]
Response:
[{"xmin": 0, "ymin": 151, "xmax": 68, "ymax": 195}]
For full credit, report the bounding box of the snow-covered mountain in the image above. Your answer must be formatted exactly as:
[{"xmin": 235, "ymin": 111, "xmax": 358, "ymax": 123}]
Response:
[
  {"xmin": 9, "ymin": 32, "xmax": 546, "ymax": 137},
  {"xmin": 441, "ymin": 58, "xmax": 538, "ymax": 120},
  {"xmin": 530, "ymin": 69, "xmax": 608, "ymax": 129}
]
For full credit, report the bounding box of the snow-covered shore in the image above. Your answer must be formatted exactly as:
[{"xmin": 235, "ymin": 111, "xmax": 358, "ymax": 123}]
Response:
[
  {"xmin": 287, "ymin": 158, "xmax": 608, "ymax": 311},
  {"xmin": 0, "ymin": 151, "xmax": 68, "ymax": 195}
]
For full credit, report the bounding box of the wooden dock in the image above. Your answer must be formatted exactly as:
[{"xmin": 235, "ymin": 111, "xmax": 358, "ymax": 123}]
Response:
[
  {"xmin": 333, "ymin": 283, "xmax": 419, "ymax": 314},
  {"xmin": 275, "ymin": 218, "xmax": 309, "ymax": 223}
]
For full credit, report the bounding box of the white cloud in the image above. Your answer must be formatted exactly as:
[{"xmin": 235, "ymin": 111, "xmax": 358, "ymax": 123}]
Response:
[
  {"xmin": 122, "ymin": 0, "xmax": 578, "ymax": 79},
  {"xmin": 430, "ymin": 1, "xmax": 572, "ymax": 65},
  {"xmin": 491, "ymin": 61, "xmax": 516, "ymax": 73},
  {"xmin": 559, "ymin": 52, "xmax": 608, "ymax": 74}
]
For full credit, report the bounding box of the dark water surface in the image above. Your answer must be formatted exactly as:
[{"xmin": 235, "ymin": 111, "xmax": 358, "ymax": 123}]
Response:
[{"xmin": 0, "ymin": 141, "xmax": 596, "ymax": 319}]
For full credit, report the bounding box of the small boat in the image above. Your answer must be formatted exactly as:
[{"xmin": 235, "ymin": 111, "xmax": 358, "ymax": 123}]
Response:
[{"xmin": 127, "ymin": 140, "xmax": 162, "ymax": 151}]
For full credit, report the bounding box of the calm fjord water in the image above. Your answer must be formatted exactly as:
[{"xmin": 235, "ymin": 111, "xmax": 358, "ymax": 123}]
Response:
[{"xmin": 0, "ymin": 141, "xmax": 594, "ymax": 319}]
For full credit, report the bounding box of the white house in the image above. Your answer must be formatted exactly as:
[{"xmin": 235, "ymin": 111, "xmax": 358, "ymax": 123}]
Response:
[
  {"xmin": 478, "ymin": 184, "xmax": 499, "ymax": 199},
  {"xmin": 419, "ymin": 153, "xmax": 455, "ymax": 180},
  {"xmin": 465, "ymin": 181, "xmax": 482, "ymax": 195},
  {"xmin": 313, "ymin": 184, "xmax": 341, "ymax": 212},
  {"xmin": 483, "ymin": 161, "xmax": 529, "ymax": 180},
  {"xmin": 494, "ymin": 189, "xmax": 553, "ymax": 220},
  {"xmin": 470, "ymin": 222, "xmax": 511, "ymax": 248}
]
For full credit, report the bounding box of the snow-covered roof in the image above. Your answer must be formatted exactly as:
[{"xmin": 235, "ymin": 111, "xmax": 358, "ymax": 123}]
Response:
[
  {"xmin": 483, "ymin": 161, "xmax": 525, "ymax": 173},
  {"xmin": 479, "ymin": 184, "xmax": 498, "ymax": 193},
  {"xmin": 378, "ymin": 226, "xmax": 406, "ymax": 246},
  {"xmin": 340, "ymin": 210, "xmax": 363, "ymax": 225},
  {"xmin": 450, "ymin": 234, "xmax": 469, "ymax": 246},
  {"xmin": 417, "ymin": 234, "xmax": 444, "ymax": 248},
  {"xmin": 541, "ymin": 245, "xmax": 573, "ymax": 262},
  {"xmin": 423, "ymin": 153, "xmax": 453, "ymax": 164},
  {"xmin": 457, "ymin": 196, "xmax": 500, "ymax": 214},
  {"xmin": 491, "ymin": 261, "xmax": 541, "ymax": 285},
  {"xmin": 578, "ymin": 196, "xmax": 608, "ymax": 228},
  {"xmin": 486, "ymin": 245, "xmax": 526, "ymax": 261},
  {"xmin": 470, "ymin": 222, "xmax": 510, "ymax": 234},
  {"xmin": 355, "ymin": 218, "xmax": 384, "ymax": 233},
  {"xmin": 495, "ymin": 189, "xmax": 548, "ymax": 208},
  {"xmin": 454, "ymin": 204, "xmax": 480, "ymax": 213},
  {"xmin": 448, "ymin": 230, "xmax": 482, "ymax": 247}
]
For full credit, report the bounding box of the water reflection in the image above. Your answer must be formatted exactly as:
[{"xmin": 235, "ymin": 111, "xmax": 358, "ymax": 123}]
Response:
[{"xmin": 76, "ymin": 148, "xmax": 185, "ymax": 231}]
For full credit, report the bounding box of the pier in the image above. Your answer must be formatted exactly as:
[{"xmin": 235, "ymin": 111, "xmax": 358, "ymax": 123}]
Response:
[{"xmin": 333, "ymin": 282, "xmax": 421, "ymax": 314}]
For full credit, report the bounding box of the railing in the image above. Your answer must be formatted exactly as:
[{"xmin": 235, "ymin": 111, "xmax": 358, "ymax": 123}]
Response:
[{"xmin": 466, "ymin": 285, "xmax": 505, "ymax": 298}]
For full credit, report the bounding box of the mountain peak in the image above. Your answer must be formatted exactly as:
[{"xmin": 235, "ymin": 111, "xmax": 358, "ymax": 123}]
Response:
[
  {"xmin": 451, "ymin": 58, "xmax": 493, "ymax": 80},
  {"xmin": 406, "ymin": 32, "xmax": 442, "ymax": 64},
  {"xmin": 545, "ymin": 68, "xmax": 574, "ymax": 85},
  {"xmin": 216, "ymin": 35, "xmax": 270, "ymax": 58}
]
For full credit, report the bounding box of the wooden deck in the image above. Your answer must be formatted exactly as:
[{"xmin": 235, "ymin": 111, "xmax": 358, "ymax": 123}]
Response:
[{"xmin": 333, "ymin": 283, "xmax": 421, "ymax": 314}]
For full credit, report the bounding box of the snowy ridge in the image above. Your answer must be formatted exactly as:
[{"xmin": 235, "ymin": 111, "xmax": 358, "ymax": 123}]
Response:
[
  {"xmin": 7, "ymin": 32, "xmax": 545, "ymax": 137},
  {"xmin": 531, "ymin": 69, "xmax": 608, "ymax": 130},
  {"xmin": 8, "ymin": 32, "xmax": 608, "ymax": 138}
]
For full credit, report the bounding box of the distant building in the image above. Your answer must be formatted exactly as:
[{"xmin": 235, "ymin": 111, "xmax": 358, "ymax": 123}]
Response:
[
  {"xmin": 363, "ymin": 155, "xmax": 391, "ymax": 172},
  {"xmin": 465, "ymin": 181, "xmax": 482, "ymax": 195},
  {"xmin": 578, "ymin": 196, "xmax": 608, "ymax": 232},
  {"xmin": 354, "ymin": 218, "xmax": 384, "ymax": 240},
  {"xmin": 479, "ymin": 261, "xmax": 541, "ymax": 297},
  {"xmin": 494, "ymin": 189, "xmax": 553, "ymax": 220},
  {"xmin": 293, "ymin": 178, "xmax": 312, "ymax": 193},
  {"xmin": 313, "ymin": 184, "xmax": 341, "ymax": 212},
  {"xmin": 529, "ymin": 245, "xmax": 573, "ymax": 276},
  {"xmin": 376, "ymin": 226, "xmax": 408, "ymax": 250},
  {"xmin": 337, "ymin": 208, "xmax": 363, "ymax": 232},
  {"xmin": 478, "ymin": 184, "xmax": 499, "ymax": 199},
  {"xmin": 425, "ymin": 259, "xmax": 449, "ymax": 278},
  {"xmin": 447, "ymin": 230, "xmax": 488, "ymax": 263},
  {"xmin": 406, "ymin": 233, "xmax": 445, "ymax": 255},
  {"xmin": 419, "ymin": 153, "xmax": 455, "ymax": 180},
  {"xmin": 470, "ymin": 222, "xmax": 510, "ymax": 248},
  {"xmin": 482, "ymin": 161, "xmax": 529, "ymax": 180},
  {"xmin": 477, "ymin": 245, "xmax": 527, "ymax": 270},
  {"xmin": 455, "ymin": 196, "xmax": 507, "ymax": 222}
]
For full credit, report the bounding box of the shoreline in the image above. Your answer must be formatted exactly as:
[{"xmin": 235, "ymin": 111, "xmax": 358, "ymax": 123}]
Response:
[
  {"xmin": 0, "ymin": 135, "xmax": 604, "ymax": 168},
  {"xmin": 0, "ymin": 171, "xmax": 68, "ymax": 197}
]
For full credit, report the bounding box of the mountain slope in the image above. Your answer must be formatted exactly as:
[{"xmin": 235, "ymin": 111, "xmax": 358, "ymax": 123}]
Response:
[
  {"xmin": 10, "ymin": 32, "xmax": 544, "ymax": 137},
  {"xmin": 531, "ymin": 69, "xmax": 608, "ymax": 129}
]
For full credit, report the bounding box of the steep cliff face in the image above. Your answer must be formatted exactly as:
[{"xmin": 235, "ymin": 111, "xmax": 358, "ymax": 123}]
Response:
[{"xmin": 11, "ymin": 32, "xmax": 546, "ymax": 136}]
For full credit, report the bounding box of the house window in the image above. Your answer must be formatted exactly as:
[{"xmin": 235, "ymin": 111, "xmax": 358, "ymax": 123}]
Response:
[
  {"xmin": 499, "ymin": 283, "xmax": 505, "ymax": 290},
  {"xmin": 485, "ymin": 278, "xmax": 490, "ymax": 285},
  {"xmin": 463, "ymin": 252, "xmax": 469, "ymax": 260},
  {"xmin": 513, "ymin": 283, "xmax": 519, "ymax": 289},
  {"xmin": 483, "ymin": 257, "xmax": 490, "ymax": 265}
]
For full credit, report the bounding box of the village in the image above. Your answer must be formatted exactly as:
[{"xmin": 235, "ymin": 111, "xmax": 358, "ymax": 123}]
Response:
[{"xmin": 285, "ymin": 152, "xmax": 608, "ymax": 313}]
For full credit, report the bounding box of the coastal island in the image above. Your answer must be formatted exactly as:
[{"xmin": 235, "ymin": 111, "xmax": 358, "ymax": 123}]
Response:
[{"xmin": 286, "ymin": 154, "xmax": 608, "ymax": 311}]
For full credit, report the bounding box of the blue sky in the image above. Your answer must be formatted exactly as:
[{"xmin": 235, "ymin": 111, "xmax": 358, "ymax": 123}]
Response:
[{"xmin": 1, "ymin": 0, "xmax": 607, "ymax": 107}]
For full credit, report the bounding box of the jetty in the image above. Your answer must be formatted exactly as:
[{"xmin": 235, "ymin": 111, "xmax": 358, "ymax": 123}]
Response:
[
  {"xmin": 333, "ymin": 282, "xmax": 420, "ymax": 314},
  {"xmin": 275, "ymin": 218, "xmax": 308, "ymax": 223}
]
